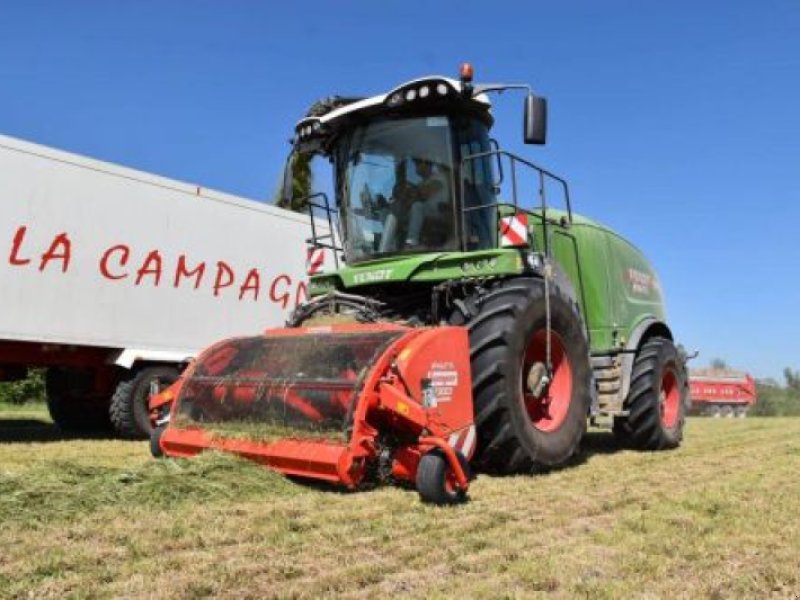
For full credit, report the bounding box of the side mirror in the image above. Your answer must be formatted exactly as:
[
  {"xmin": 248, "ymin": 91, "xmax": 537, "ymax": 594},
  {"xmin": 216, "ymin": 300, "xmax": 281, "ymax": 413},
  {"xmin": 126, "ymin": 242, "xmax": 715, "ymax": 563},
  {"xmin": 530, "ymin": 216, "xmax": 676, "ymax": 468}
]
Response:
[{"xmin": 524, "ymin": 94, "xmax": 547, "ymax": 145}]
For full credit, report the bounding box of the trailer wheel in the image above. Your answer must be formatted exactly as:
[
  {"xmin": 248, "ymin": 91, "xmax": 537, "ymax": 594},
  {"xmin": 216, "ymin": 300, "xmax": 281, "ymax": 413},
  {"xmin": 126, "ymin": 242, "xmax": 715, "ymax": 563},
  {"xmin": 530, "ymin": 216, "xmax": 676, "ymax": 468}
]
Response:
[
  {"xmin": 721, "ymin": 405, "xmax": 734, "ymax": 418},
  {"xmin": 416, "ymin": 449, "xmax": 470, "ymax": 505},
  {"xmin": 45, "ymin": 368, "xmax": 112, "ymax": 432},
  {"xmin": 150, "ymin": 424, "xmax": 166, "ymax": 458},
  {"xmin": 450, "ymin": 277, "xmax": 592, "ymax": 474},
  {"xmin": 709, "ymin": 405, "xmax": 721, "ymax": 418},
  {"xmin": 616, "ymin": 337, "xmax": 687, "ymax": 450},
  {"xmin": 109, "ymin": 366, "xmax": 179, "ymax": 439}
]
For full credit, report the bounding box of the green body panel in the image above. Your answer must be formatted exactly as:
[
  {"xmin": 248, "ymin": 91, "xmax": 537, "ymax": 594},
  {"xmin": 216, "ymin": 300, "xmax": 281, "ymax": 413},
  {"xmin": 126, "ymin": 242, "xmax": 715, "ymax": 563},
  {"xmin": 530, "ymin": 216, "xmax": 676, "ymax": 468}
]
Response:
[
  {"xmin": 309, "ymin": 209, "xmax": 667, "ymax": 355},
  {"xmin": 526, "ymin": 209, "xmax": 666, "ymax": 353},
  {"xmin": 309, "ymin": 249, "xmax": 524, "ymax": 294}
]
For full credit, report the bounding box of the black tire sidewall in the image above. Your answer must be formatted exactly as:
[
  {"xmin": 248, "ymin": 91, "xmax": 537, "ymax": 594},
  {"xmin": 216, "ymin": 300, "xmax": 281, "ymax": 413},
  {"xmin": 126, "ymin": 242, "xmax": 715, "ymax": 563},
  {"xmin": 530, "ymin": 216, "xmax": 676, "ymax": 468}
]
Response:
[
  {"xmin": 111, "ymin": 366, "xmax": 179, "ymax": 438},
  {"xmin": 624, "ymin": 338, "xmax": 687, "ymax": 449},
  {"xmin": 503, "ymin": 283, "xmax": 591, "ymax": 466},
  {"xmin": 150, "ymin": 424, "xmax": 166, "ymax": 458},
  {"xmin": 416, "ymin": 450, "xmax": 467, "ymax": 505},
  {"xmin": 650, "ymin": 340, "xmax": 686, "ymax": 446}
]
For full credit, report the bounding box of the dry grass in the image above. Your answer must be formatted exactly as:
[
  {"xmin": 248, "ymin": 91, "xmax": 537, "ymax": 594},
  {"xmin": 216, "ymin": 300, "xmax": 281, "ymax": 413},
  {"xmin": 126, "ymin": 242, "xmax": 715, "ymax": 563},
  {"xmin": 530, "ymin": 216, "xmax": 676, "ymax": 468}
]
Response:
[{"xmin": 1, "ymin": 405, "xmax": 799, "ymax": 598}]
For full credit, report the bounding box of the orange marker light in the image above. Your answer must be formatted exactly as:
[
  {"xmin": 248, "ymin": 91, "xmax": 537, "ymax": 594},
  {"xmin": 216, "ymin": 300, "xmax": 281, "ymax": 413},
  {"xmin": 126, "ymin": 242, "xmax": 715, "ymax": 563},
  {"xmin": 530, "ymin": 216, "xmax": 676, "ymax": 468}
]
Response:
[{"xmin": 459, "ymin": 62, "xmax": 474, "ymax": 83}]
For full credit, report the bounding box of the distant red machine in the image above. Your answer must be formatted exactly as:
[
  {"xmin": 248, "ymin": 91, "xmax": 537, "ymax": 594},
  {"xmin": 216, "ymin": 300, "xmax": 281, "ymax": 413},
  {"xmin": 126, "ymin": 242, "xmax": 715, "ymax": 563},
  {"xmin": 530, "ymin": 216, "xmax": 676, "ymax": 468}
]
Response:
[{"xmin": 689, "ymin": 370, "xmax": 757, "ymax": 417}]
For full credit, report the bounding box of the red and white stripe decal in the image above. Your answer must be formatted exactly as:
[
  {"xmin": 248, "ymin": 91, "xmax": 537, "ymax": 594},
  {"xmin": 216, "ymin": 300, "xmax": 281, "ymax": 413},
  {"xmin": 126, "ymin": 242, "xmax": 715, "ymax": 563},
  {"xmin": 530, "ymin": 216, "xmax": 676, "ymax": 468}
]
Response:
[
  {"xmin": 448, "ymin": 424, "xmax": 477, "ymax": 459},
  {"xmin": 499, "ymin": 213, "xmax": 529, "ymax": 247},
  {"xmin": 306, "ymin": 247, "xmax": 325, "ymax": 276}
]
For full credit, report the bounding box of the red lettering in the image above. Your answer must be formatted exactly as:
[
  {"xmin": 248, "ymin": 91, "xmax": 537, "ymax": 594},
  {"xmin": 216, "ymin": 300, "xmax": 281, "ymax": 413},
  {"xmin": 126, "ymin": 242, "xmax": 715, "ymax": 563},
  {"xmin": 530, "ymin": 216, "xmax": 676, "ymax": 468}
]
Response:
[
  {"xmin": 270, "ymin": 274, "xmax": 292, "ymax": 309},
  {"xmin": 174, "ymin": 255, "xmax": 206, "ymax": 289},
  {"xmin": 135, "ymin": 250, "xmax": 163, "ymax": 286},
  {"xmin": 9, "ymin": 226, "xmax": 31, "ymax": 266},
  {"xmin": 239, "ymin": 269, "xmax": 260, "ymax": 301},
  {"xmin": 295, "ymin": 281, "xmax": 308, "ymax": 307},
  {"xmin": 213, "ymin": 261, "xmax": 234, "ymax": 296},
  {"xmin": 38, "ymin": 233, "xmax": 71, "ymax": 273},
  {"xmin": 99, "ymin": 245, "xmax": 130, "ymax": 280}
]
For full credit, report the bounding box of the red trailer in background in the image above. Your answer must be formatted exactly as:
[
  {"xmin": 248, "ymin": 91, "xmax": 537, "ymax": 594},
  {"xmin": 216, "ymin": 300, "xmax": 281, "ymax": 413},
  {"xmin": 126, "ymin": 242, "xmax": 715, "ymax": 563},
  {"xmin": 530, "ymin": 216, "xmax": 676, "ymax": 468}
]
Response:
[{"xmin": 689, "ymin": 370, "xmax": 757, "ymax": 417}]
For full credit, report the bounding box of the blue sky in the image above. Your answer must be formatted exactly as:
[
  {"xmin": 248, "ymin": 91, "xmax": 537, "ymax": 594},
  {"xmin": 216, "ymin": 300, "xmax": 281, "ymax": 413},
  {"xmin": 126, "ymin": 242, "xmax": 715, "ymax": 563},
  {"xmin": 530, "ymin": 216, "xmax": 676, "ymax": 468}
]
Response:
[{"xmin": 1, "ymin": 1, "xmax": 798, "ymax": 379}]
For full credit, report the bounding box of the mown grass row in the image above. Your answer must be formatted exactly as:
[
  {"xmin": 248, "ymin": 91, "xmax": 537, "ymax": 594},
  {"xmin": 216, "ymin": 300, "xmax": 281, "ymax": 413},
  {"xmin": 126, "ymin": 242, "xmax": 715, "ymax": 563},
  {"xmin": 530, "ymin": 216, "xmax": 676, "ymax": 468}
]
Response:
[{"xmin": 1, "ymin": 409, "xmax": 798, "ymax": 598}]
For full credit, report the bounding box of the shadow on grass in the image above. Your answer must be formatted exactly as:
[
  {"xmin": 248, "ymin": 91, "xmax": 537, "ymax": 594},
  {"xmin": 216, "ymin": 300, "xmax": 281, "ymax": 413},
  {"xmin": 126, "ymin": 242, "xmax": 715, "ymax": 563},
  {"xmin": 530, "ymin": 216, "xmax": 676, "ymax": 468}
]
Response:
[
  {"xmin": 580, "ymin": 430, "xmax": 627, "ymax": 455},
  {"xmin": 474, "ymin": 429, "xmax": 628, "ymax": 480},
  {"xmin": 0, "ymin": 418, "xmax": 115, "ymax": 443}
]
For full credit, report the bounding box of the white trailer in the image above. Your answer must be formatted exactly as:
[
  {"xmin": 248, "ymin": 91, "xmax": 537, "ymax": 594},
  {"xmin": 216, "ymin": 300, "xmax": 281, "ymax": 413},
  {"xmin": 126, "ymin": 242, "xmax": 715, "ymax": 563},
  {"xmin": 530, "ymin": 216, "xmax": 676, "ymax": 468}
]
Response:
[{"xmin": 0, "ymin": 133, "xmax": 319, "ymax": 437}]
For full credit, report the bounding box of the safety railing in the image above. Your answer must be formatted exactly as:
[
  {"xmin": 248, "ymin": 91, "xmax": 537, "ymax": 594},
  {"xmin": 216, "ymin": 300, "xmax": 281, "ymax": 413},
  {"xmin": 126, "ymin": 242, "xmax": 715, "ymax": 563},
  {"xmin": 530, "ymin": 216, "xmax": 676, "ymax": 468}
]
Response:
[{"xmin": 459, "ymin": 149, "xmax": 573, "ymax": 257}]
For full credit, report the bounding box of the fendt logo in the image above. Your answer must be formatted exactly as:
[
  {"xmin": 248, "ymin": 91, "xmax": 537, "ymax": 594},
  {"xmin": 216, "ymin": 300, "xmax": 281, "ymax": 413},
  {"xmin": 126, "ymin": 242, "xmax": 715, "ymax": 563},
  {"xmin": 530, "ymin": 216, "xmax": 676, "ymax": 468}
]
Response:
[{"xmin": 352, "ymin": 269, "xmax": 393, "ymax": 284}]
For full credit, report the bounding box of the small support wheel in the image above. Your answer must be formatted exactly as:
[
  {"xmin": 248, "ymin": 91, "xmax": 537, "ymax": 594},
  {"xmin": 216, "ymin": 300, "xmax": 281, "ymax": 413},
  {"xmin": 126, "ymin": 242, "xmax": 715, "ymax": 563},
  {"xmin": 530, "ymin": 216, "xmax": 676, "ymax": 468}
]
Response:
[
  {"xmin": 150, "ymin": 424, "xmax": 167, "ymax": 458},
  {"xmin": 416, "ymin": 449, "xmax": 470, "ymax": 505}
]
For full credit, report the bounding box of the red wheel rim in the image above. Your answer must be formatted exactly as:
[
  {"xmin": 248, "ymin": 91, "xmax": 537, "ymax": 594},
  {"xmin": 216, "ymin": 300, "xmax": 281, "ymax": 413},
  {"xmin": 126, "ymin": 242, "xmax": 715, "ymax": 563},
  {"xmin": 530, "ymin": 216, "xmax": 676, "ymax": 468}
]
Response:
[
  {"xmin": 523, "ymin": 330, "xmax": 573, "ymax": 432},
  {"xmin": 660, "ymin": 367, "xmax": 680, "ymax": 428}
]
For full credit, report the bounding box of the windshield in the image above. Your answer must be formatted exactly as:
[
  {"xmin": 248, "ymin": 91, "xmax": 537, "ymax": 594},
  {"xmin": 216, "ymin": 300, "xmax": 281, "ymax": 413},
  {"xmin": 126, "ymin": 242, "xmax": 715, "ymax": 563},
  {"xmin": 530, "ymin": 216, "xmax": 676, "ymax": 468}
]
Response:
[{"xmin": 337, "ymin": 116, "xmax": 456, "ymax": 261}]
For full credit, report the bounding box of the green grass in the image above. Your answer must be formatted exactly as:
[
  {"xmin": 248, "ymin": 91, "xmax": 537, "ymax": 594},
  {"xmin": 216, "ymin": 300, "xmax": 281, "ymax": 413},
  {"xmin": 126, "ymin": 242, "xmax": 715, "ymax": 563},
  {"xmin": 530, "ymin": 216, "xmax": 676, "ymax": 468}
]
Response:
[{"xmin": 1, "ymin": 406, "xmax": 799, "ymax": 598}]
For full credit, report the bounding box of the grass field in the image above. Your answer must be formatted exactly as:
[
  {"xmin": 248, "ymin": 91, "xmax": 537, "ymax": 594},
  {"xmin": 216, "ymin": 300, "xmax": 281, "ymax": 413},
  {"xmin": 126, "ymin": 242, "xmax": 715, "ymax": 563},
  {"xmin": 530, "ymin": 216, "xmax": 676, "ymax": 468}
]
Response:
[{"xmin": 1, "ymin": 404, "xmax": 798, "ymax": 599}]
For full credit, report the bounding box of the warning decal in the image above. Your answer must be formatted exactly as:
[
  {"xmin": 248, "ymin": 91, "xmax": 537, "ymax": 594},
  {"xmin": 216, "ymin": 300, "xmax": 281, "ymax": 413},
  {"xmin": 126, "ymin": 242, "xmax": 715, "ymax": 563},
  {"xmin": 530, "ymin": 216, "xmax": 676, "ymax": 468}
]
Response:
[{"xmin": 427, "ymin": 361, "xmax": 459, "ymax": 403}]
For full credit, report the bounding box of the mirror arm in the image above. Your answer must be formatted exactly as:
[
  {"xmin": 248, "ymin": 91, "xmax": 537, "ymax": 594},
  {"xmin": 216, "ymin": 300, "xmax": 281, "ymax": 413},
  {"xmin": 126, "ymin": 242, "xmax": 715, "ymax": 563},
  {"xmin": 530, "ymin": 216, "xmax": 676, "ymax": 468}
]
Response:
[{"xmin": 472, "ymin": 83, "xmax": 533, "ymax": 96}]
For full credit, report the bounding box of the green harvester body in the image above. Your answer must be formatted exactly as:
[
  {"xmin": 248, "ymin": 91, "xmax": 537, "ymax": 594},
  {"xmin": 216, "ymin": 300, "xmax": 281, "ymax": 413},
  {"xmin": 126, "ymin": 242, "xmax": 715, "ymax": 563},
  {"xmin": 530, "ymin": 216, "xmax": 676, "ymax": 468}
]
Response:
[{"xmin": 309, "ymin": 207, "xmax": 666, "ymax": 356}]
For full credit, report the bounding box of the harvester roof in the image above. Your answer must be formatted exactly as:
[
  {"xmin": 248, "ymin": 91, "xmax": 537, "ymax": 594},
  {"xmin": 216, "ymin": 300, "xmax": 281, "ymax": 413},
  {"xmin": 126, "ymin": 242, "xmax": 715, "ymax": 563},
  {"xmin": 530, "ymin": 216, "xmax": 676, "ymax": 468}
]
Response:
[{"xmin": 293, "ymin": 76, "xmax": 492, "ymax": 152}]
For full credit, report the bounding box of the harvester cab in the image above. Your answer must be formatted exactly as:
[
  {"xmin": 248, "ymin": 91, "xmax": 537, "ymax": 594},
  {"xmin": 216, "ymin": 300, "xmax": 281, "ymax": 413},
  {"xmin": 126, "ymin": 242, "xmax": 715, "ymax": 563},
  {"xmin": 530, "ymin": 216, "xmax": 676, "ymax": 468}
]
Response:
[{"xmin": 287, "ymin": 63, "xmax": 553, "ymax": 270}]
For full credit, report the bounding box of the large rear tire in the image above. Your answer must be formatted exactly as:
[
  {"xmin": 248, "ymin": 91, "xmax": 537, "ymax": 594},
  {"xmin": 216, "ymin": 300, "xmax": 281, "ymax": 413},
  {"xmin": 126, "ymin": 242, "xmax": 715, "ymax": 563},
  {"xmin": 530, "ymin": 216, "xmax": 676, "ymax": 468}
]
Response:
[
  {"xmin": 450, "ymin": 278, "xmax": 592, "ymax": 474},
  {"xmin": 109, "ymin": 366, "xmax": 180, "ymax": 439},
  {"xmin": 615, "ymin": 337, "xmax": 687, "ymax": 450},
  {"xmin": 45, "ymin": 368, "xmax": 112, "ymax": 433}
]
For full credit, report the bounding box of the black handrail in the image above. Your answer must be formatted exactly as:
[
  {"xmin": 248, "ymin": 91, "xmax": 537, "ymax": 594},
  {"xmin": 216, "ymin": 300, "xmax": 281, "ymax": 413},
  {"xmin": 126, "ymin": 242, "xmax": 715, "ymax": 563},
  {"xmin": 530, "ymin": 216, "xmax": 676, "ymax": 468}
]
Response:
[{"xmin": 304, "ymin": 192, "xmax": 341, "ymax": 270}]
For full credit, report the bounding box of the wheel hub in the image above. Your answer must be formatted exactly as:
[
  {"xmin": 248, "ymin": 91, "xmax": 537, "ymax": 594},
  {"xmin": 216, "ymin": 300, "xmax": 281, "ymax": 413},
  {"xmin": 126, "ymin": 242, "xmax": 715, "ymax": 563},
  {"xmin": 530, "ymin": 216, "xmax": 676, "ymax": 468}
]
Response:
[{"xmin": 523, "ymin": 330, "xmax": 573, "ymax": 432}]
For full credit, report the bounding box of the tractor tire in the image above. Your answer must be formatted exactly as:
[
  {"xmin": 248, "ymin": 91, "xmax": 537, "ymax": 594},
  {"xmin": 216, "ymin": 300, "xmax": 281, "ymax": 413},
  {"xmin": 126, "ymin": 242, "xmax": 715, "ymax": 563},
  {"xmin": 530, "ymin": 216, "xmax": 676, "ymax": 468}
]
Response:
[
  {"xmin": 109, "ymin": 366, "xmax": 179, "ymax": 439},
  {"xmin": 450, "ymin": 277, "xmax": 592, "ymax": 474},
  {"xmin": 416, "ymin": 449, "xmax": 470, "ymax": 505},
  {"xmin": 45, "ymin": 367, "xmax": 112, "ymax": 433},
  {"xmin": 615, "ymin": 338, "xmax": 687, "ymax": 450}
]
